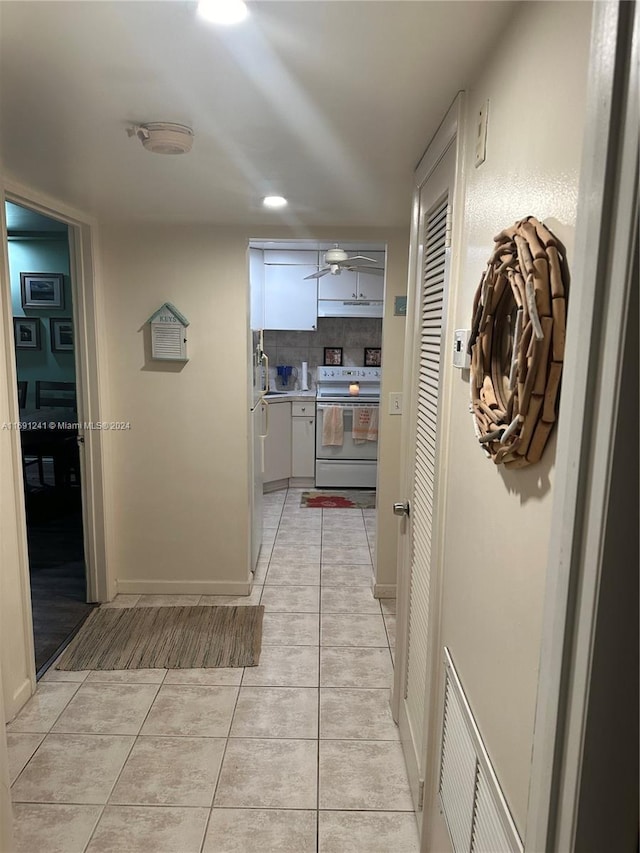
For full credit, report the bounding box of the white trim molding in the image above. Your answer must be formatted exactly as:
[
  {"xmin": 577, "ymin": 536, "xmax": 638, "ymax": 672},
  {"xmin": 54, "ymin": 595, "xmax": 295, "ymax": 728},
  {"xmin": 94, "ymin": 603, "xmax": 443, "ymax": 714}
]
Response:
[
  {"xmin": 3, "ymin": 182, "xmax": 113, "ymax": 604},
  {"xmin": 526, "ymin": 2, "xmax": 639, "ymax": 850},
  {"xmin": 116, "ymin": 579, "xmax": 253, "ymax": 596},
  {"xmin": 372, "ymin": 582, "xmax": 396, "ymax": 599}
]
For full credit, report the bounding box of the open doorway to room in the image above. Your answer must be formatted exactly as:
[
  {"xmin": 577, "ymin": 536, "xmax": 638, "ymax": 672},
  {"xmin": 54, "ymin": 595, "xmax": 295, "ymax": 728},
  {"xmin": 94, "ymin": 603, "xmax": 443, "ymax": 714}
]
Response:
[
  {"xmin": 247, "ymin": 239, "xmax": 386, "ymax": 571},
  {"xmin": 5, "ymin": 200, "xmax": 94, "ymax": 674}
]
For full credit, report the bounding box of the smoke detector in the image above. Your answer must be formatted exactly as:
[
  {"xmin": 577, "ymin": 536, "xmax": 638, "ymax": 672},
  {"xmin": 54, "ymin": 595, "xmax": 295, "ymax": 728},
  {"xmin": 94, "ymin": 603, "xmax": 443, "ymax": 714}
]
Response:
[{"xmin": 127, "ymin": 122, "xmax": 194, "ymax": 155}]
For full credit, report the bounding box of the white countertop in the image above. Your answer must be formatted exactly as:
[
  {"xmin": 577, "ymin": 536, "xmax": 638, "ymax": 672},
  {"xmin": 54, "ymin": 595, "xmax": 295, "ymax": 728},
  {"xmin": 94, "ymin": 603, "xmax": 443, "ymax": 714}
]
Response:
[{"xmin": 263, "ymin": 390, "xmax": 316, "ymax": 402}]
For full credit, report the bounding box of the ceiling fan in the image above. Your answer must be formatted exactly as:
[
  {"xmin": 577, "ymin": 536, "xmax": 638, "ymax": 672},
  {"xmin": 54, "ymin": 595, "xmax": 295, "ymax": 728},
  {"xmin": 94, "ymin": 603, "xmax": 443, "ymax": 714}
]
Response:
[{"xmin": 303, "ymin": 245, "xmax": 384, "ymax": 279}]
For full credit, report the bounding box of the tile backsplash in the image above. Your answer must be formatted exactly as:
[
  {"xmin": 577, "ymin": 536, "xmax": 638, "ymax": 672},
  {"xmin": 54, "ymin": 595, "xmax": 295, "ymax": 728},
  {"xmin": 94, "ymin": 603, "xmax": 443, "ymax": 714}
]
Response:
[{"xmin": 263, "ymin": 317, "xmax": 382, "ymax": 391}]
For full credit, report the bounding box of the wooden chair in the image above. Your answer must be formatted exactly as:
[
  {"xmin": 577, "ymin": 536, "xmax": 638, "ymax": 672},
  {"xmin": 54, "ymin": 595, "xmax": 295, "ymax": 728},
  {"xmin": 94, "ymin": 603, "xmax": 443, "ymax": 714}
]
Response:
[
  {"xmin": 26, "ymin": 381, "xmax": 78, "ymax": 488},
  {"xmin": 18, "ymin": 380, "xmax": 48, "ymax": 485},
  {"xmin": 17, "ymin": 380, "xmax": 27, "ymax": 409},
  {"xmin": 35, "ymin": 380, "xmax": 77, "ymax": 409}
]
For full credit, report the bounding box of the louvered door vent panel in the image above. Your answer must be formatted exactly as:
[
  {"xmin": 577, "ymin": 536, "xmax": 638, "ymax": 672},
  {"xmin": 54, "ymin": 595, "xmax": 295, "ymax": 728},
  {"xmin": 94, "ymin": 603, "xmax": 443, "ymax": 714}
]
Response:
[
  {"xmin": 471, "ymin": 767, "xmax": 514, "ymax": 853},
  {"xmin": 405, "ymin": 195, "xmax": 449, "ymax": 761},
  {"xmin": 439, "ymin": 648, "xmax": 523, "ymax": 853}
]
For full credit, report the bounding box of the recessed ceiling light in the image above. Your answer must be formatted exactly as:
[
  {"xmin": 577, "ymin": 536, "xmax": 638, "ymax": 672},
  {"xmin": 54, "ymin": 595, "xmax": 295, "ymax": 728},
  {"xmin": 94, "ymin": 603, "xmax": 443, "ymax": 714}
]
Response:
[
  {"xmin": 263, "ymin": 196, "xmax": 288, "ymax": 209},
  {"xmin": 197, "ymin": 0, "xmax": 248, "ymax": 25}
]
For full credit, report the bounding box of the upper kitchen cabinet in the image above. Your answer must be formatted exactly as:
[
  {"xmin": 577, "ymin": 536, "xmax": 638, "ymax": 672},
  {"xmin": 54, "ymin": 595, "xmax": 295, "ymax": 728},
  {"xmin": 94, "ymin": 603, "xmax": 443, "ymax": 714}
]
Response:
[
  {"xmin": 249, "ymin": 247, "xmax": 265, "ymax": 331},
  {"xmin": 356, "ymin": 251, "xmax": 385, "ymax": 301},
  {"xmin": 317, "ymin": 253, "xmax": 385, "ymax": 301},
  {"xmin": 317, "ymin": 251, "xmax": 385, "ymax": 318},
  {"xmin": 263, "ymin": 251, "xmax": 319, "ymax": 330},
  {"xmin": 263, "ymin": 249, "xmax": 318, "ymax": 266},
  {"xmin": 317, "ymin": 268, "xmax": 358, "ymax": 300}
]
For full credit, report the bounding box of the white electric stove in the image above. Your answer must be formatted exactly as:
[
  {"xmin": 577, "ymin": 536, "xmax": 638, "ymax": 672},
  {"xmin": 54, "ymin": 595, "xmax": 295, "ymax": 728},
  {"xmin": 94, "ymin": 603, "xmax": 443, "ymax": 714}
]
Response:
[{"xmin": 315, "ymin": 366, "xmax": 381, "ymax": 488}]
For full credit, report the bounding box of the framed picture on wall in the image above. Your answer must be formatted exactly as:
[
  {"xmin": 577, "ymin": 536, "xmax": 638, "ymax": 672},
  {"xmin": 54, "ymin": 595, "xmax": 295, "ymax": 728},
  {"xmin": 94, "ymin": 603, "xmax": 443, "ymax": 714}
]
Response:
[
  {"xmin": 324, "ymin": 347, "xmax": 343, "ymax": 366},
  {"xmin": 50, "ymin": 318, "xmax": 74, "ymax": 352},
  {"xmin": 13, "ymin": 317, "xmax": 41, "ymax": 350},
  {"xmin": 20, "ymin": 272, "xmax": 64, "ymax": 309},
  {"xmin": 364, "ymin": 347, "xmax": 381, "ymax": 367}
]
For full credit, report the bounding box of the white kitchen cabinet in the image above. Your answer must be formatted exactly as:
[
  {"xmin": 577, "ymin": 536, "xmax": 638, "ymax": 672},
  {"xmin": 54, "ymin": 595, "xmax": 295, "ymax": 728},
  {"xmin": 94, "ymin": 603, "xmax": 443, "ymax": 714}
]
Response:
[
  {"xmin": 291, "ymin": 401, "xmax": 315, "ymax": 478},
  {"xmin": 249, "ymin": 247, "xmax": 265, "ymax": 330},
  {"xmin": 317, "ymin": 252, "xmax": 385, "ymax": 302},
  {"xmin": 357, "ymin": 252, "xmax": 385, "ymax": 300},
  {"xmin": 264, "ymin": 400, "xmax": 292, "ymax": 484},
  {"xmin": 317, "ymin": 269, "xmax": 359, "ymax": 301},
  {"xmin": 264, "ymin": 264, "xmax": 318, "ymax": 330},
  {"xmin": 263, "ymin": 249, "xmax": 318, "ymax": 265}
]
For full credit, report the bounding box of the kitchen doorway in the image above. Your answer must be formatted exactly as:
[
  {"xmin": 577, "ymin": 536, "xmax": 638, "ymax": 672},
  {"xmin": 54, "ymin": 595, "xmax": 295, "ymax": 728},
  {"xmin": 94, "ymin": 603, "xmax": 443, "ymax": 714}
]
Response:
[{"xmin": 5, "ymin": 200, "xmax": 93, "ymax": 674}]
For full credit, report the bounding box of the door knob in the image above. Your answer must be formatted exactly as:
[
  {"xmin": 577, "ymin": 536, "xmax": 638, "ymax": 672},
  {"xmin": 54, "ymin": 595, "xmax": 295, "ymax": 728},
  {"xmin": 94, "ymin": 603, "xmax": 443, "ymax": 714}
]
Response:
[{"xmin": 393, "ymin": 501, "xmax": 410, "ymax": 517}]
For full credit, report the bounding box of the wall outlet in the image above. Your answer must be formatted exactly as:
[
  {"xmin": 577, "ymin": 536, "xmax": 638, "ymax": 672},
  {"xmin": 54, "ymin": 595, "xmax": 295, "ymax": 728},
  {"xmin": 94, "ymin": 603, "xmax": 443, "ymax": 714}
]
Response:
[
  {"xmin": 475, "ymin": 100, "xmax": 489, "ymax": 167},
  {"xmin": 389, "ymin": 392, "xmax": 403, "ymax": 415}
]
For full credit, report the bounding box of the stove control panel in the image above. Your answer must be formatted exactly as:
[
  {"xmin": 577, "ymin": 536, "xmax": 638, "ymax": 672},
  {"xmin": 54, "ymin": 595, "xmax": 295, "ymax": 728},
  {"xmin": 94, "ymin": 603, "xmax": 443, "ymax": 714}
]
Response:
[{"xmin": 317, "ymin": 367, "xmax": 381, "ymax": 381}]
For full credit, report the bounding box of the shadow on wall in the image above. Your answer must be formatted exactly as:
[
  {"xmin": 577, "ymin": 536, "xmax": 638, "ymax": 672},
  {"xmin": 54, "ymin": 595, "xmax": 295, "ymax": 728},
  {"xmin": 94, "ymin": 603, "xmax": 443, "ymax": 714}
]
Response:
[
  {"xmin": 498, "ymin": 430, "xmax": 556, "ymax": 504},
  {"xmin": 139, "ymin": 324, "xmax": 188, "ymax": 373}
]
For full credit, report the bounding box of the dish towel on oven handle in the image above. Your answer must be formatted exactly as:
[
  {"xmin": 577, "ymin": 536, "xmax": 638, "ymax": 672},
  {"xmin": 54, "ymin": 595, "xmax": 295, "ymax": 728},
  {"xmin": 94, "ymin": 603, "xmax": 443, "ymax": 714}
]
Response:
[
  {"xmin": 352, "ymin": 406, "xmax": 379, "ymax": 444},
  {"xmin": 322, "ymin": 406, "xmax": 344, "ymax": 446}
]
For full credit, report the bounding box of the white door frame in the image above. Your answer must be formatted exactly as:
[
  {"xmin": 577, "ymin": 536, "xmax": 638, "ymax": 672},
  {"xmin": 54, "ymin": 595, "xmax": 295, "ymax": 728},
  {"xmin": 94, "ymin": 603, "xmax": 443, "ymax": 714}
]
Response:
[
  {"xmin": 392, "ymin": 92, "xmax": 466, "ymax": 815},
  {"xmin": 0, "ymin": 180, "xmax": 112, "ymax": 616},
  {"xmin": 525, "ymin": 1, "xmax": 638, "ymax": 849}
]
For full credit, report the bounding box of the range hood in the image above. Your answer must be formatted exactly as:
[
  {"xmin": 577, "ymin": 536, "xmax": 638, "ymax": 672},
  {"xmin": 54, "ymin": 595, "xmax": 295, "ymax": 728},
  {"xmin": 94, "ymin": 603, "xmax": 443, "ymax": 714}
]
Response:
[{"xmin": 317, "ymin": 299, "xmax": 383, "ymax": 319}]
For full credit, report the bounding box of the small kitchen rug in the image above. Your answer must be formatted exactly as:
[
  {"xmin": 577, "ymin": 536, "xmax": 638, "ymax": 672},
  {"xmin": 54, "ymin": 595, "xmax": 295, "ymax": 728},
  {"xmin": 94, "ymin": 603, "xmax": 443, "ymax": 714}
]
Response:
[
  {"xmin": 54, "ymin": 605, "xmax": 264, "ymax": 670},
  {"xmin": 301, "ymin": 490, "xmax": 376, "ymax": 509}
]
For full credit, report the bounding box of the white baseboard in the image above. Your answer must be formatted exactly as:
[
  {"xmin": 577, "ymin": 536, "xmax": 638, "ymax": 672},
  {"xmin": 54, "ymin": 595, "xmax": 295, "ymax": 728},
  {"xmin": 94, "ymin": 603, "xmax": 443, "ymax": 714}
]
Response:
[
  {"xmin": 289, "ymin": 477, "xmax": 315, "ymax": 489},
  {"xmin": 116, "ymin": 579, "xmax": 252, "ymax": 596},
  {"xmin": 372, "ymin": 582, "xmax": 396, "ymax": 599},
  {"xmin": 264, "ymin": 479, "xmax": 288, "ymax": 494},
  {"xmin": 264, "ymin": 477, "xmax": 315, "ymax": 492}
]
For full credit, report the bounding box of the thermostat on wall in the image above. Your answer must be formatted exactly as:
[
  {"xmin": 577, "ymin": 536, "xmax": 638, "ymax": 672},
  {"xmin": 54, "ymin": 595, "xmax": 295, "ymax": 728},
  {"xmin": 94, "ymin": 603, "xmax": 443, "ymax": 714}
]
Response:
[{"xmin": 453, "ymin": 329, "xmax": 471, "ymax": 369}]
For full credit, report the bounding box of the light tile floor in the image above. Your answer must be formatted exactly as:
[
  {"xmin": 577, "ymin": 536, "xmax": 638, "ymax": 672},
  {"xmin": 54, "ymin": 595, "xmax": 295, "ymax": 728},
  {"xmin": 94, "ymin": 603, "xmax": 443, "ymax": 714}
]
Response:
[{"xmin": 8, "ymin": 488, "xmax": 418, "ymax": 853}]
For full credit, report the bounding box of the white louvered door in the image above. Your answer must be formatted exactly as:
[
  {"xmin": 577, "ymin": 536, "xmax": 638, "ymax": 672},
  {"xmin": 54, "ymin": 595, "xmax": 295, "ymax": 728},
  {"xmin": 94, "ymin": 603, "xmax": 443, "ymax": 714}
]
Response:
[
  {"xmin": 396, "ymin": 140, "xmax": 456, "ymax": 816},
  {"xmin": 405, "ymin": 193, "xmax": 449, "ymax": 756}
]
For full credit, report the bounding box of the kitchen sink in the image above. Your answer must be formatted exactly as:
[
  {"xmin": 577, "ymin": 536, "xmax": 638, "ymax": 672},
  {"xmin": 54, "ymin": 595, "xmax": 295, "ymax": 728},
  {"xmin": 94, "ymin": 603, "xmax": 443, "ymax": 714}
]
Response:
[{"xmin": 264, "ymin": 391, "xmax": 289, "ymax": 396}]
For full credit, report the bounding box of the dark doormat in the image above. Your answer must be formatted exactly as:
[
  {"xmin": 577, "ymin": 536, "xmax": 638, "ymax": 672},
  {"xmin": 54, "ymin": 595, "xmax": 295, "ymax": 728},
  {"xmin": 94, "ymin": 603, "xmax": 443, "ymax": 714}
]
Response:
[{"xmin": 55, "ymin": 605, "xmax": 264, "ymax": 670}]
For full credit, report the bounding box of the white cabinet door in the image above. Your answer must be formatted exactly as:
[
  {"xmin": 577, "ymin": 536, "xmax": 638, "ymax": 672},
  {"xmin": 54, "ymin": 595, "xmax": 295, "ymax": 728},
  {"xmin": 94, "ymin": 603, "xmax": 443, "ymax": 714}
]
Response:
[
  {"xmin": 356, "ymin": 252, "xmax": 385, "ymax": 300},
  {"xmin": 263, "ymin": 249, "xmax": 319, "ymax": 265},
  {"xmin": 249, "ymin": 247, "xmax": 265, "ymax": 330},
  {"xmin": 264, "ymin": 401, "xmax": 292, "ymax": 483},
  {"xmin": 292, "ymin": 415, "xmax": 316, "ymax": 477},
  {"xmin": 317, "ymin": 269, "xmax": 358, "ymax": 301},
  {"xmin": 264, "ymin": 265, "xmax": 318, "ymax": 330}
]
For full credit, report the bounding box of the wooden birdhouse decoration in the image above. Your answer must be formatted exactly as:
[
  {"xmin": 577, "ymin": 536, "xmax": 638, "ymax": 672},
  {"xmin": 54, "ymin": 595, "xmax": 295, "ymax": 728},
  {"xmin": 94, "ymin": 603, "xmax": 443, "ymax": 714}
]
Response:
[{"xmin": 148, "ymin": 303, "xmax": 189, "ymax": 362}]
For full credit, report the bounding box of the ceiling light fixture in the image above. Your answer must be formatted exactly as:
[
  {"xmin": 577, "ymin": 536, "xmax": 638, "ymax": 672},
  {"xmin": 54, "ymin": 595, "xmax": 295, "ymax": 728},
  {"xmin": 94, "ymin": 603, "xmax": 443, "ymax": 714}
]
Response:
[
  {"xmin": 263, "ymin": 196, "xmax": 288, "ymax": 209},
  {"xmin": 197, "ymin": 0, "xmax": 248, "ymax": 25},
  {"xmin": 127, "ymin": 122, "xmax": 194, "ymax": 155}
]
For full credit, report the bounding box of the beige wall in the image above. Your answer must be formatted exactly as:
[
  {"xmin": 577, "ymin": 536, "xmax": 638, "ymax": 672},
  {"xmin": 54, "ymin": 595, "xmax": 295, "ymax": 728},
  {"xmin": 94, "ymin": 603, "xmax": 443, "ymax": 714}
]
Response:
[
  {"xmin": 100, "ymin": 225, "xmax": 253, "ymax": 594},
  {"xmin": 99, "ymin": 224, "xmax": 407, "ymax": 595},
  {"xmin": 433, "ymin": 0, "xmax": 592, "ymax": 835}
]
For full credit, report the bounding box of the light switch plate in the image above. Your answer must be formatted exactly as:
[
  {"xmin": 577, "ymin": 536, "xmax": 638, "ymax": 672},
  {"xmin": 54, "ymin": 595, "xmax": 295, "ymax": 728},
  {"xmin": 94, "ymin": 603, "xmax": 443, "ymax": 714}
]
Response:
[
  {"xmin": 389, "ymin": 392, "xmax": 403, "ymax": 415},
  {"xmin": 475, "ymin": 100, "xmax": 489, "ymax": 167}
]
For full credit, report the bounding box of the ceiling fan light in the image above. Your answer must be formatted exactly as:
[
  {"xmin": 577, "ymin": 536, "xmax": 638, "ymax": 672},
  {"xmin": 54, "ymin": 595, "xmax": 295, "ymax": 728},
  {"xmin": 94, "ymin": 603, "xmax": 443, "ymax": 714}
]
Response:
[
  {"xmin": 263, "ymin": 195, "xmax": 288, "ymax": 209},
  {"xmin": 197, "ymin": 0, "xmax": 248, "ymax": 25}
]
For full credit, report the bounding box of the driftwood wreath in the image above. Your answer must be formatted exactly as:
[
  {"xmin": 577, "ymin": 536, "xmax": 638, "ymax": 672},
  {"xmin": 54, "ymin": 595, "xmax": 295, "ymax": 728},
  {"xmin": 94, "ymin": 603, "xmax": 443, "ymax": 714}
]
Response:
[{"xmin": 468, "ymin": 216, "xmax": 568, "ymax": 468}]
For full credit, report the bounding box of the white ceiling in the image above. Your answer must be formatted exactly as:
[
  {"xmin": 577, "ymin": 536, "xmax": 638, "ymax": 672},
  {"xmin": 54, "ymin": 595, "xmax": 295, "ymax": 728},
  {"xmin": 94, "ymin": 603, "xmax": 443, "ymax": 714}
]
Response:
[{"xmin": 0, "ymin": 1, "xmax": 512, "ymax": 228}]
